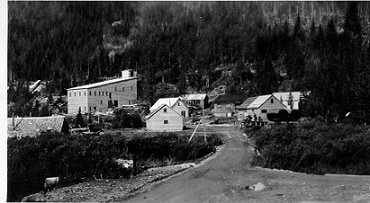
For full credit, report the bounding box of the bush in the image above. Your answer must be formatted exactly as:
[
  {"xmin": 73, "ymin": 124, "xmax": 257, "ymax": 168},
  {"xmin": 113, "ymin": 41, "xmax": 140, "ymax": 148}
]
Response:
[
  {"xmin": 251, "ymin": 118, "xmax": 370, "ymax": 175},
  {"xmin": 8, "ymin": 132, "xmax": 222, "ymax": 201},
  {"xmin": 7, "ymin": 132, "xmax": 130, "ymax": 202},
  {"xmin": 128, "ymin": 133, "xmax": 222, "ymax": 174}
]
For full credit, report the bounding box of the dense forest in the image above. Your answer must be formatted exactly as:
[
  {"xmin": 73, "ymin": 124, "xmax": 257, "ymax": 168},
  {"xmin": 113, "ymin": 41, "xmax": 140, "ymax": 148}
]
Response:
[{"xmin": 7, "ymin": 2, "xmax": 370, "ymax": 123}]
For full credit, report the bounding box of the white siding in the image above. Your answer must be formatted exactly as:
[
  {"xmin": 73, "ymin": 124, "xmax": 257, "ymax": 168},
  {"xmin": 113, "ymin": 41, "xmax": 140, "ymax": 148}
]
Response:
[
  {"xmin": 68, "ymin": 79, "xmax": 137, "ymax": 114},
  {"xmin": 67, "ymin": 89, "xmax": 88, "ymax": 114},
  {"xmin": 146, "ymin": 107, "xmax": 183, "ymax": 132},
  {"xmin": 172, "ymin": 100, "xmax": 189, "ymax": 117},
  {"xmin": 245, "ymin": 96, "xmax": 286, "ymax": 122}
]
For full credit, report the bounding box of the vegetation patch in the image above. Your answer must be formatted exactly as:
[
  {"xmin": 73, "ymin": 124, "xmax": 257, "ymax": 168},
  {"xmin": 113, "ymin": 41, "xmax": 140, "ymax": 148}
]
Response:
[
  {"xmin": 250, "ymin": 118, "xmax": 370, "ymax": 175},
  {"xmin": 7, "ymin": 132, "xmax": 222, "ymax": 202}
]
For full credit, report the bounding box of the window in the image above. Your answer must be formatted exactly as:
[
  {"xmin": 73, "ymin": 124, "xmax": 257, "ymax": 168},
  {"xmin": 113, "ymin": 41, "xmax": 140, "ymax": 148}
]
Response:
[
  {"xmin": 69, "ymin": 92, "xmax": 71, "ymax": 97},
  {"xmin": 102, "ymin": 91, "xmax": 104, "ymax": 96},
  {"xmin": 101, "ymin": 100, "xmax": 103, "ymax": 105},
  {"xmin": 106, "ymin": 91, "xmax": 108, "ymax": 96},
  {"xmin": 164, "ymin": 120, "xmax": 168, "ymax": 124},
  {"xmin": 261, "ymin": 109, "xmax": 267, "ymax": 113},
  {"xmin": 89, "ymin": 106, "xmax": 91, "ymax": 111},
  {"xmin": 122, "ymin": 87, "xmax": 125, "ymax": 92},
  {"xmin": 164, "ymin": 108, "xmax": 167, "ymax": 113},
  {"xmin": 115, "ymin": 87, "xmax": 117, "ymax": 91},
  {"xmin": 84, "ymin": 91, "xmax": 86, "ymax": 96},
  {"xmin": 74, "ymin": 92, "xmax": 76, "ymax": 96},
  {"xmin": 114, "ymin": 100, "xmax": 118, "ymax": 107},
  {"xmin": 79, "ymin": 92, "xmax": 81, "ymax": 96},
  {"xmin": 131, "ymin": 86, "xmax": 133, "ymax": 91},
  {"xmin": 94, "ymin": 91, "xmax": 96, "ymax": 96},
  {"xmin": 89, "ymin": 91, "xmax": 91, "ymax": 96},
  {"xmin": 271, "ymin": 99, "xmax": 274, "ymax": 103},
  {"xmin": 94, "ymin": 107, "xmax": 96, "ymax": 111},
  {"xmin": 84, "ymin": 106, "xmax": 86, "ymax": 111},
  {"xmin": 178, "ymin": 102, "xmax": 180, "ymax": 106},
  {"xmin": 99, "ymin": 91, "xmax": 101, "ymax": 96},
  {"xmin": 181, "ymin": 111, "xmax": 185, "ymax": 117}
]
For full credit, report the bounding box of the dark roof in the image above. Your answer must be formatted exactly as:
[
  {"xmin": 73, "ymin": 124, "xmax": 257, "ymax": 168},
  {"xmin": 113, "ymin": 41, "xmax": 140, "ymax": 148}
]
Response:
[{"xmin": 213, "ymin": 94, "xmax": 247, "ymax": 105}]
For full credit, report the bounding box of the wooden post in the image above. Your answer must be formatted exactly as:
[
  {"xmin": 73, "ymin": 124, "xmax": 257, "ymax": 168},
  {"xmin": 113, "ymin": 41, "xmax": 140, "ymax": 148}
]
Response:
[{"xmin": 203, "ymin": 106, "xmax": 206, "ymax": 143}]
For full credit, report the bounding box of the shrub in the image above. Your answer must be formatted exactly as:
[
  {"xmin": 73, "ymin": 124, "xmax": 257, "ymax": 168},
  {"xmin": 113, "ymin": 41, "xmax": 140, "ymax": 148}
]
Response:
[
  {"xmin": 8, "ymin": 132, "xmax": 222, "ymax": 201},
  {"xmin": 278, "ymin": 109, "xmax": 289, "ymax": 122},
  {"xmin": 251, "ymin": 118, "xmax": 370, "ymax": 175},
  {"xmin": 267, "ymin": 113, "xmax": 280, "ymax": 122}
]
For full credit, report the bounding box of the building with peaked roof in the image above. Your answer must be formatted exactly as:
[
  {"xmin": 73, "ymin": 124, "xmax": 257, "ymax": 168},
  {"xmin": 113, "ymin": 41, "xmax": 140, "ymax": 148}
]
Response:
[
  {"xmin": 180, "ymin": 94, "xmax": 209, "ymax": 109},
  {"xmin": 272, "ymin": 92, "xmax": 304, "ymax": 110},
  {"xmin": 7, "ymin": 115, "xmax": 69, "ymax": 138},
  {"xmin": 237, "ymin": 94, "xmax": 286, "ymax": 121},
  {"xmin": 146, "ymin": 104, "xmax": 184, "ymax": 131},
  {"xmin": 212, "ymin": 94, "xmax": 247, "ymax": 117},
  {"xmin": 67, "ymin": 69, "xmax": 137, "ymax": 114},
  {"xmin": 150, "ymin": 98, "xmax": 189, "ymax": 117}
]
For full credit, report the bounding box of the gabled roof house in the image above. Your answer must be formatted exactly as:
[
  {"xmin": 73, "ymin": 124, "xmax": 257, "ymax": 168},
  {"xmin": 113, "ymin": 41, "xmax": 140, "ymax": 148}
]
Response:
[
  {"xmin": 150, "ymin": 97, "xmax": 189, "ymax": 117},
  {"xmin": 146, "ymin": 104, "xmax": 184, "ymax": 132}
]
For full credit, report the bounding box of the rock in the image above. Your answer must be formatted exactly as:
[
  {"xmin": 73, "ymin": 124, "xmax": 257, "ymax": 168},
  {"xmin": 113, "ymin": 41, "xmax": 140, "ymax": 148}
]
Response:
[
  {"xmin": 246, "ymin": 182, "xmax": 266, "ymax": 191},
  {"xmin": 21, "ymin": 193, "xmax": 46, "ymax": 202}
]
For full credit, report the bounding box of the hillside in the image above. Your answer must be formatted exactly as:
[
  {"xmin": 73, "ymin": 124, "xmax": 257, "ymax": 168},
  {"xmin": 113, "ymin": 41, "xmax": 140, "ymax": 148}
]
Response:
[{"xmin": 7, "ymin": 2, "xmax": 370, "ymax": 123}]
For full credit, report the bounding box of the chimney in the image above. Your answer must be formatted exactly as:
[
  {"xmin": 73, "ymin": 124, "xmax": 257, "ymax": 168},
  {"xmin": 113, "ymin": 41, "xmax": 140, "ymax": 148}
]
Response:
[{"xmin": 121, "ymin": 69, "xmax": 137, "ymax": 79}]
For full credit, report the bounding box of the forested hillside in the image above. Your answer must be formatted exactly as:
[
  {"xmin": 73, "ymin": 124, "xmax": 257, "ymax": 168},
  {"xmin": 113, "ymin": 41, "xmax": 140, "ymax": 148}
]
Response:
[{"xmin": 8, "ymin": 2, "xmax": 370, "ymax": 123}]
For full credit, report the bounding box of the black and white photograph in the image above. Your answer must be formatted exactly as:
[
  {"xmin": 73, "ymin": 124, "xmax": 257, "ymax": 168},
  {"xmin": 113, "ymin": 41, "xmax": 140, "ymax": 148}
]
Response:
[{"xmin": 6, "ymin": 1, "xmax": 370, "ymax": 202}]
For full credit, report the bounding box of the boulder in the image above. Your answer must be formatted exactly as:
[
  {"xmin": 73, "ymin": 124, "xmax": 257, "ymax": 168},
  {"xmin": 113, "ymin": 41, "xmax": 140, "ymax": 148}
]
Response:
[
  {"xmin": 21, "ymin": 193, "xmax": 46, "ymax": 202},
  {"xmin": 246, "ymin": 182, "xmax": 266, "ymax": 191}
]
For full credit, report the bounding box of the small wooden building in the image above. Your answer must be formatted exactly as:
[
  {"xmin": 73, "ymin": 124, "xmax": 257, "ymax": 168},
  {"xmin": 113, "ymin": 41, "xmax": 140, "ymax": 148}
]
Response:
[
  {"xmin": 146, "ymin": 104, "xmax": 184, "ymax": 132},
  {"xmin": 237, "ymin": 94, "xmax": 286, "ymax": 122},
  {"xmin": 150, "ymin": 98, "xmax": 189, "ymax": 118},
  {"xmin": 212, "ymin": 94, "xmax": 247, "ymax": 117},
  {"xmin": 181, "ymin": 94, "xmax": 209, "ymax": 109}
]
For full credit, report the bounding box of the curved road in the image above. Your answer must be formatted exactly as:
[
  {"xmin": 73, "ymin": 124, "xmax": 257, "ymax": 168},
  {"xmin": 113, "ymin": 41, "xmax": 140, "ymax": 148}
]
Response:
[{"xmin": 127, "ymin": 125, "xmax": 370, "ymax": 202}]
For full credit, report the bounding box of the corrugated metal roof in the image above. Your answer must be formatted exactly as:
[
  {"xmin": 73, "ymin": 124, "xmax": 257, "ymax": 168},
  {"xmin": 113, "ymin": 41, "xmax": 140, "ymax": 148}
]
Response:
[
  {"xmin": 7, "ymin": 115, "xmax": 66, "ymax": 138},
  {"xmin": 67, "ymin": 77, "xmax": 137, "ymax": 90},
  {"xmin": 150, "ymin": 98, "xmax": 181, "ymax": 111},
  {"xmin": 237, "ymin": 96, "xmax": 258, "ymax": 109},
  {"xmin": 182, "ymin": 94, "xmax": 207, "ymax": 101},
  {"xmin": 247, "ymin": 94, "xmax": 272, "ymax": 109}
]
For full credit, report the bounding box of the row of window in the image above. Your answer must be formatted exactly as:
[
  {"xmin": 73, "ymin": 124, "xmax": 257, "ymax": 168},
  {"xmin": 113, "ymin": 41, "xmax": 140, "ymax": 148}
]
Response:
[
  {"xmin": 69, "ymin": 86, "xmax": 134, "ymax": 97},
  {"xmin": 78, "ymin": 100, "xmax": 120, "ymax": 112}
]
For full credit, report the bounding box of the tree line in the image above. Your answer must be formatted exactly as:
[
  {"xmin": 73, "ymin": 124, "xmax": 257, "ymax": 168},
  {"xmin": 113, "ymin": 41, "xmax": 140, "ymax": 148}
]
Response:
[{"xmin": 8, "ymin": 2, "xmax": 370, "ymax": 123}]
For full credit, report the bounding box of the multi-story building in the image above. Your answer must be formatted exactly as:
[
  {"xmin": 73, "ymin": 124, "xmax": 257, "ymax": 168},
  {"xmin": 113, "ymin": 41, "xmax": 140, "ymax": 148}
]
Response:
[{"xmin": 67, "ymin": 69, "xmax": 137, "ymax": 114}]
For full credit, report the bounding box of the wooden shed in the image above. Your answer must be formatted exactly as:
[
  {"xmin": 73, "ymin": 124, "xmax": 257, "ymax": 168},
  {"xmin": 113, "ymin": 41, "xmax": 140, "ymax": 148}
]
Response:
[
  {"xmin": 212, "ymin": 94, "xmax": 247, "ymax": 117},
  {"xmin": 146, "ymin": 104, "xmax": 184, "ymax": 132}
]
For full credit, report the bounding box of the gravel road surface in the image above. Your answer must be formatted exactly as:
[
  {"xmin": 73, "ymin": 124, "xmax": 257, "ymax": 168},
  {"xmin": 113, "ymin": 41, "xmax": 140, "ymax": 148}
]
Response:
[{"xmin": 127, "ymin": 125, "xmax": 370, "ymax": 202}]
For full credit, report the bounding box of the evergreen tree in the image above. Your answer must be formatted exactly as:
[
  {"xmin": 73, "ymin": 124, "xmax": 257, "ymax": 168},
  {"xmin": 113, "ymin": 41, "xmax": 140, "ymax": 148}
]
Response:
[{"xmin": 75, "ymin": 107, "xmax": 84, "ymax": 127}]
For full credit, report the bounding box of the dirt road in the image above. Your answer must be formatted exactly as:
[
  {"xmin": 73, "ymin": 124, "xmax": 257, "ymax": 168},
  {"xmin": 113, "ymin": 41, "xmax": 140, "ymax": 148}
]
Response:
[{"xmin": 127, "ymin": 125, "xmax": 370, "ymax": 202}]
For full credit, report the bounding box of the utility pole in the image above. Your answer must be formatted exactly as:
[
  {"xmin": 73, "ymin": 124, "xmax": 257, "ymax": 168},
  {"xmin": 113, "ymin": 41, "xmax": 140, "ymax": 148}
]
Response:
[{"xmin": 203, "ymin": 105, "xmax": 206, "ymax": 143}]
